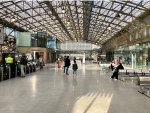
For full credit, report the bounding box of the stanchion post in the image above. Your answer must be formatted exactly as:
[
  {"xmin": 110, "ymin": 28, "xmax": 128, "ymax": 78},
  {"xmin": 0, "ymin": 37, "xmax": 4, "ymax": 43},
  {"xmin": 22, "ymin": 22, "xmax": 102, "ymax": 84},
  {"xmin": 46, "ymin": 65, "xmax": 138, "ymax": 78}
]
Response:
[
  {"xmin": 15, "ymin": 65, "xmax": 17, "ymax": 77},
  {"xmin": 0, "ymin": 67, "xmax": 3, "ymax": 81},
  {"xmin": 8, "ymin": 65, "xmax": 11, "ymax": 79},
  {"xmin": 28, "ymin": 66, "xmax": 30, "ymax": 74}
]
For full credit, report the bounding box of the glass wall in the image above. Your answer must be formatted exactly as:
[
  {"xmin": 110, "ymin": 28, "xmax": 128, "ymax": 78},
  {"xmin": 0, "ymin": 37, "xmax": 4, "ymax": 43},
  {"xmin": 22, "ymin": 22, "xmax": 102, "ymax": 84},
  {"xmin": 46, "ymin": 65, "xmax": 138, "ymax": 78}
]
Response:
[
  {"xmin": 16, "ymin": 32, "xmax": 31, "ymax": 46},
  {"xmin": 114, "ymin": 42, "xmax": 150, "ymax": 69},
  {"xmin": 60, "ymin": 42, "xmax": 92, "ymax": 51}
]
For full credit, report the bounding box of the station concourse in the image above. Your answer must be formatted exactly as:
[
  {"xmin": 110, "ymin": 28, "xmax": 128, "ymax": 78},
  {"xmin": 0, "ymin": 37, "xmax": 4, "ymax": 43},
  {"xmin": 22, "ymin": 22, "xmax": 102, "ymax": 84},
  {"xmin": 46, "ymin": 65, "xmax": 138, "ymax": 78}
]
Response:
[
  {"xmin": 0, "ymin": 62, "xmax": 149, "ymax": 113},
  {"xmin": 0, "ymin": 0, "xmax": 150, "ymax": 113}
]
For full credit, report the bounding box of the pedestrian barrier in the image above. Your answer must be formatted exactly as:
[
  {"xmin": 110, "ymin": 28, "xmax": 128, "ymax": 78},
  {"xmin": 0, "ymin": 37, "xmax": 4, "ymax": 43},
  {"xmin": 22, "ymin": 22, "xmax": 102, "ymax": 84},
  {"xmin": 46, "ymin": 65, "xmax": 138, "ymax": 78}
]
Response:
[
  {"xmin": 99, "ymin": 64, "xmax": 110, "ymax": 73},
  {"xmin": 138, "ymin": 76, "xmax": 150, "ymax": 98},
  {"xmin": 117, "ymin": 69, "xmax": 150, "ymax": 98},
  {"xmin": 0, "ymin": 62, "xmax": 44, "ymax": 82}
]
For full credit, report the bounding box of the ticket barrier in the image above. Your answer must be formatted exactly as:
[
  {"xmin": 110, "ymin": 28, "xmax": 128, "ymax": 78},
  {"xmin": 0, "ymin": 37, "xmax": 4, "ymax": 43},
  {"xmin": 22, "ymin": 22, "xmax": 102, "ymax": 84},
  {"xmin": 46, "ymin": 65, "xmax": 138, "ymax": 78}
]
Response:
[
  {"xmin": 118, "ymin": 69, "xmax": 142, "ymax": 83},
  {"xmin": 11, "ymin": 64, "xmax": 16, "ymax": 78},
  {"xmin": 3, "ymin": 64, "xmax": 11, "ymax": 80},
  {"xmin": 28, "ymin": 62, "xmax": 36, "ymax": 72},
  {"xmin": 0, "ymin": 66, "xmax": 3, "ymax": 81},
  {"xmin": 2, "ymin": 64, "xmax": 18, "ymax": 80},
  {"xmin": 16, "ymin": 63, "xmax": 21, "ymax": 77},
  {"xmin": 0, "ymin": 62, "xmax": 37, "ymax": 81},
  {"xmin": 15, "ymin": 63, "xmax": 36, "ymax": 76},
  {"xmin": 26, "ymin": 64, "xmax": 34, "ymax": 74},
  {"xmin": 32, "ymin": 64, "xmax": 36, "ymax": 72},
  {"xmin": 26, "ymin": 65, "xmax": 30, "ymax": 74}
]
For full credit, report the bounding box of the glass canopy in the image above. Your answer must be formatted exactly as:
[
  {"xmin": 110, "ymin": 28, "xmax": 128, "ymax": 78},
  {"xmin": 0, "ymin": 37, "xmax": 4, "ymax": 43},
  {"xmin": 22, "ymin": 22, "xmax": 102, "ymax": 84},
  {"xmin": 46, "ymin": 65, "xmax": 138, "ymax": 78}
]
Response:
[{"xmin": 0, "ymin": 0, "xmax": 149, "ymax": 46}]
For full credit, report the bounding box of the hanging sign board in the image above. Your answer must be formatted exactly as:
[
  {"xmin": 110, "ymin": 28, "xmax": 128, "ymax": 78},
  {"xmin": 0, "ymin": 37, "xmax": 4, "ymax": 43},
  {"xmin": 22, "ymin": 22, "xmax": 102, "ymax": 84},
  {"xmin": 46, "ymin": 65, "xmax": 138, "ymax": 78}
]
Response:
[{"xmin": 0, "ymin": 27, "xmax": 4, "ymax": 44}]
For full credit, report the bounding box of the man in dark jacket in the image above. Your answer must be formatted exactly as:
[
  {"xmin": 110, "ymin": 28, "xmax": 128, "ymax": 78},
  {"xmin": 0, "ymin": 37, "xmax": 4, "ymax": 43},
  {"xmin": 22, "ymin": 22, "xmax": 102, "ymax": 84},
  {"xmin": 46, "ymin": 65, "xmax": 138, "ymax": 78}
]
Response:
[
  {"xmin": 63, "ymin": 56, "xmax": 66, "ymax": 73},
  {"xmin": 65, "ymin": 56, "xmax": 70, "ymax": 75},
  {"xmin": 20, "ymin": 55, "xmax": 28, "ymax": 77}
]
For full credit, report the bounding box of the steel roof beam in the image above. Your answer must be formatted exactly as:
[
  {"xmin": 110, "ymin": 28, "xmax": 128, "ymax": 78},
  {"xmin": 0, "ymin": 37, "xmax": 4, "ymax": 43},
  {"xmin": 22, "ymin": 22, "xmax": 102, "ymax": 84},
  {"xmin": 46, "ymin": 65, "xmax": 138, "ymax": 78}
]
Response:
[
  {"xmin": 75, "ymin": 1, "xmax": 82, "ymax": 40},
  {"xmin": 37, "ymin": 2, "xmax": 66, "ymax": 40},
  {"xmin": 15, "ymin": 1, "xmax": 60, "ymax": 39},
  {"xmin": 88, "ymin": 2, "xmax": 116, "ymax": 42},
  {"xmin": 94, "ymin": 5, "xmax": 136, "ymax": 18},
  {"xmin": 114, "ymin": 1, "xmax": 148, "ymax": 11},
  {"xmin": 88, "ymin": 1, "xmax": 103, "ymax": 40},
  {"xmin": 90, "ymin": 16, "xmax": 122, "ymax": 27},
  {"xmin": 123, "ymin": 1, "xmax": 149, "ymax": 10},
  {"xmin": 83, "ymin": 1, "xmax": 93, "ymax": 40},
  {"xmin": 111, "ymin": 1, "xmax": 145, "ymax": 39},
  {"xmin": 92, "ymin": 2, "xmax": 115, "ymax": 42},
  {"xmin": 44, "ymin": 1, "xmax": 72, "ymax": 40},
  {"xmin": 66, "ymin": 1, "xmax": 79, "ymax": 40},
  {"xmin": 0, "ymin": 18, "xmax": 26, "ymax": 31},
  {"xmin": 89, "ymin": 12, "xmax": 129, "ymax": 24}
]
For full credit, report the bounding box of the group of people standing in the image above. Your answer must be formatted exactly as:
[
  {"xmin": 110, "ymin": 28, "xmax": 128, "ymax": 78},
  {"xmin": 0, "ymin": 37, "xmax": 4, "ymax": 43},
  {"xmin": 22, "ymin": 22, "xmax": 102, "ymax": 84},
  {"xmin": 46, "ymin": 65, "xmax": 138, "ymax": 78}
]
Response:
[{"xmin": 57, "ymin": 56, "xmax": 78, "ymax": 76}]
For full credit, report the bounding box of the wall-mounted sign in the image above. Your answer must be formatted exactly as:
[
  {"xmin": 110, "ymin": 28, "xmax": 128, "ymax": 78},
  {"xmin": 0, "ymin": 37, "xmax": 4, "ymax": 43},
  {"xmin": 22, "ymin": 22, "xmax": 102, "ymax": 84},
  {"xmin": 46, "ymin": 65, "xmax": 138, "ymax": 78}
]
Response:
[{"xmin": 0, "ymin": 27, "xmax": 4, "ymax": 44}]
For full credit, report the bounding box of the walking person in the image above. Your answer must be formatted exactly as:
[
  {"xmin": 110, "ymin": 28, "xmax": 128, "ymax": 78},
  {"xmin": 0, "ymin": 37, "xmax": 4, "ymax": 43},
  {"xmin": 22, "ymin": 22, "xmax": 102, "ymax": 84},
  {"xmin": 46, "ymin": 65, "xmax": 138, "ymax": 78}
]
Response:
[
  {"xmin": 65, "ymin": 56, "xmax": 70, "ymax": 75},
  {"xmin": 73, "ymin": 57, "xmax": 76, "ymax": 62},
  {"xmin": 56, "ymin": 57, "xmax": 61, "ymax": 68},
  {"xmin": 72, "ymin": 60, "xmax": 78, "ymax": 76},
  {"xmin": 63, "ymin": 56, "xmax": 66, "ymax": 73},
  {"xmin": 110, "ymin": 61, "xmax": 115, "ymax": 71},
  {"xmin": 110, "ymin": 63, "xmax": 124, "ymax": 80}
]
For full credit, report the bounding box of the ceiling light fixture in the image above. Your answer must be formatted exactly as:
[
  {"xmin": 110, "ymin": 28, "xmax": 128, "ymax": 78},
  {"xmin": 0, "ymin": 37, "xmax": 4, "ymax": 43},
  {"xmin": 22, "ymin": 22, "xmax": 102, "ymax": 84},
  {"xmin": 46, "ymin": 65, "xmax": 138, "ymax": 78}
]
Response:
[
  {"xmin": 11, "ymin": 17, "xmax": 16, "ymax": 22},
  {"xmin": 62, "ymin": 10, "xmax": 65, "ymax": 13},
  {"xmin": 67, "ymin": 21, "xmax": 70, "ymax": 25},
  {"xmin": 116, "ymin": 13, "xmax": 120, "ymax": 18},
  {"xmin": 107, "ymin": 26, "xmax": 111, "ymax": 30},
  {"xmin": 62, "ymin": 7, "xmax": 65, "ymax": 13}
]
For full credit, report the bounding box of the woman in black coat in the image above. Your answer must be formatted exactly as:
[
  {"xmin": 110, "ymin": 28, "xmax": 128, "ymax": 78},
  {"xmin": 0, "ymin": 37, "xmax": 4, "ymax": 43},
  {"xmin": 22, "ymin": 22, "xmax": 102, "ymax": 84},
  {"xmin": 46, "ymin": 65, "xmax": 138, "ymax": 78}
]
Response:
[{"xmin": 111, "ymin": 63, "xmax": 124, "ymax": 80}]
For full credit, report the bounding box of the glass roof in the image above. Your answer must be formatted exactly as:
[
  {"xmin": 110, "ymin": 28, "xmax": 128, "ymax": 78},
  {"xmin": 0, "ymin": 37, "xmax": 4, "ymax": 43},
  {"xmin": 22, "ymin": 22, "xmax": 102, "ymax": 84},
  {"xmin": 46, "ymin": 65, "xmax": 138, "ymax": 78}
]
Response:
[{"xmin": 0, "ymin": 0, "xmax": 149, "ymax": 45}]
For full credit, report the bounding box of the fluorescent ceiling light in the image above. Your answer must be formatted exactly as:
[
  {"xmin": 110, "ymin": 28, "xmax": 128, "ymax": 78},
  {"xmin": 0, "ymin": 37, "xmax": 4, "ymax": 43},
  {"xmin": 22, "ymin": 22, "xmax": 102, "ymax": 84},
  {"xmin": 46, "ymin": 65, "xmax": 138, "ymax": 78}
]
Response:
[
  {"xmin": 107, "ymin": 26, "xmax": 111, "ymax": 30},
  {"xmin": 67, "ymin": 21, "xmax": 70, "ymax": 24},
  {"xmin": 11, "ymin": 18, "xmax": 16, "ymax": 22},
  {"xmin": 62, "ymin": 10, "xmax": 65, "ymax": 13}
]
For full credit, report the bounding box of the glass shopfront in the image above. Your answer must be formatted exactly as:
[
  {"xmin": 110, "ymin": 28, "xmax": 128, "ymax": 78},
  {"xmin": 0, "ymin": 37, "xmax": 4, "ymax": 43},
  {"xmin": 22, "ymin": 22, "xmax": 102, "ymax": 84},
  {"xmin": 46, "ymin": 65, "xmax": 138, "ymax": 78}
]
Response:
[{"xmin": 114, "ymin": 42, "xmax": 150, "ymax": 69}]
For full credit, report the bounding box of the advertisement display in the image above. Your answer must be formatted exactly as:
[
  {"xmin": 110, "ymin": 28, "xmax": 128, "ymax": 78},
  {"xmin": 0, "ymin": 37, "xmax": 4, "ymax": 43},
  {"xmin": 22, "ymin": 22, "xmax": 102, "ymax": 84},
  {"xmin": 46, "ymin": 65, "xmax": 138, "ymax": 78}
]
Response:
[{"xmin": 47, "ymin": 38, "xmax": 56, "ymax": 50}]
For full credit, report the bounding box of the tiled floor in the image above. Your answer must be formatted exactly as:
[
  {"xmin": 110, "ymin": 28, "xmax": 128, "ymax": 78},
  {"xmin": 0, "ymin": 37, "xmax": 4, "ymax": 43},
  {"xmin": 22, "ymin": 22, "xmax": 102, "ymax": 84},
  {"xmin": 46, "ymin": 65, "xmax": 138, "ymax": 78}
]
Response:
[{"xmin": 0, "ymin": 61, "xmax": 150, "ymax": 113}]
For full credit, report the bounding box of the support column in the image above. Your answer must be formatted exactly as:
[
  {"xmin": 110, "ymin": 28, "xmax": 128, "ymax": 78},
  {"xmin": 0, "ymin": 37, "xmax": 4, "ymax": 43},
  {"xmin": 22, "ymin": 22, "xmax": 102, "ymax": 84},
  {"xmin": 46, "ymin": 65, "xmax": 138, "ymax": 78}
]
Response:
[
  {"xmin": 82, "ymin": 53, "xmax": 85, "ymax": 64},
  {"xmin": 132, "ymin": 54, "xmax": 134, "ymax": 69}
]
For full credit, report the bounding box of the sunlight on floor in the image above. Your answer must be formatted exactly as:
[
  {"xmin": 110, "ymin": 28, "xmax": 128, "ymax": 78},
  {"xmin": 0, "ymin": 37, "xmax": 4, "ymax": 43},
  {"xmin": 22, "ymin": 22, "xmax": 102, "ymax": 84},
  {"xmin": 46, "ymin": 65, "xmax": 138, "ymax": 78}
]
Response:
[
  {"xmin": 30, "ymin": 76, "xmax": 37, "ymax": 95},
  {"xmin": 71, "ymin": 92, "xmax": 113, "ymax": 113}
]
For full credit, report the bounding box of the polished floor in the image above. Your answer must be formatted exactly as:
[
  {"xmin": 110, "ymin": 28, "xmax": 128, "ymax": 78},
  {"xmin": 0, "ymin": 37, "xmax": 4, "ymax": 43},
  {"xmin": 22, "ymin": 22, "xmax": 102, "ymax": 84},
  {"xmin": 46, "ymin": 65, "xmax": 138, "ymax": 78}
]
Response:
[{"xmin": 0, "ymin": 61, "xmax": 150, "ymax": 113}]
